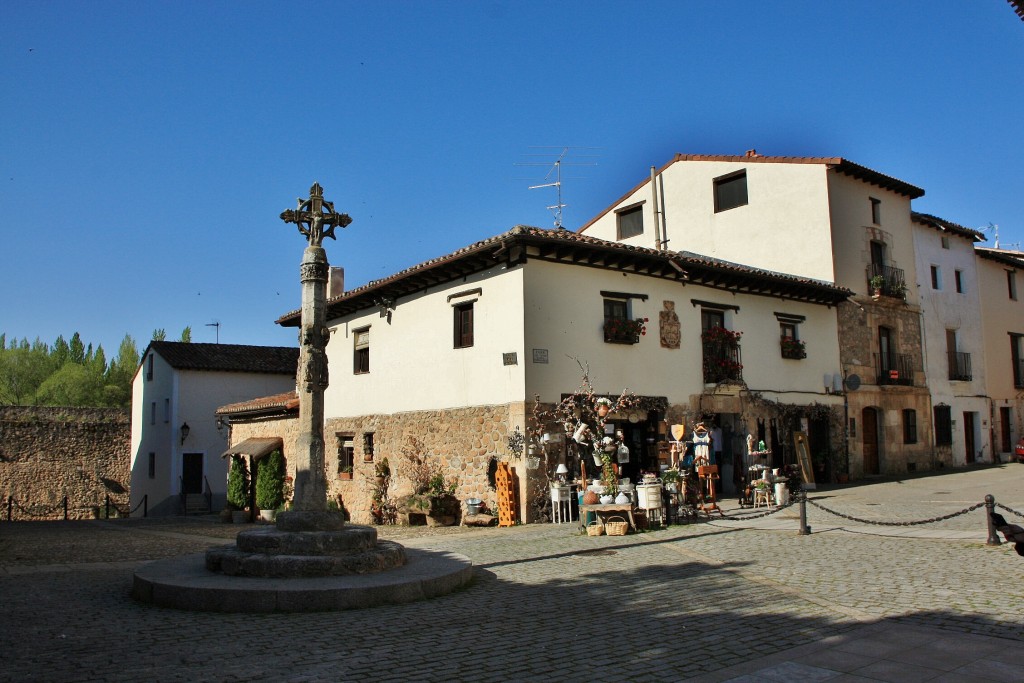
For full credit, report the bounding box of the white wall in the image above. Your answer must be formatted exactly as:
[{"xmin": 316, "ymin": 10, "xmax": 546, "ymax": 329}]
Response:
[
  {"xmin": 323, "ymin": 263, "xmax": 527, "ymax": 417},
  {"xmin": 583, "ymin": 160, "xmax": 836, "ymax": 282},
  {"xmin": 522, "ymin": 258, "xmax": 841, "ymax": 408},
  {"xmin": 914, "ymin": 223, "xmax": 988, "ymax": 464}
]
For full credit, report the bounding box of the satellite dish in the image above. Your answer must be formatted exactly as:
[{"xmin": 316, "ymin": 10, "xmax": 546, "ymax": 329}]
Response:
[{"xmin": 845, "ymin": 374, "xmax": 861, "ymax": 391}]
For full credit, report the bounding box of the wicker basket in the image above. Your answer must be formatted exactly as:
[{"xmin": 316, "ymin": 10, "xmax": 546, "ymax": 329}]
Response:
[
  {"xmin": 604, "ymin": 515, "xmax": 629, "ymax": 536},
  {"xmin": 586, "ymin": 520, "xmax": 605, "ymax": 536}
]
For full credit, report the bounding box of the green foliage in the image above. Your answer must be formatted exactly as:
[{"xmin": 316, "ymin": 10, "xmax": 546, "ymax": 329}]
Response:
[
  {"xmin": 152, "ymin": 329, "xmax": 166, "ymax": 341},
  {"xmin": 0, "ymin": 331, "xmax": 139, "ymax": 408},
  {"xmin": 180, "ymin": 326, "xmax": 192, "ymax": 343},
  {"xmin": 255, "ymin": 450, "xmax": 285, "ymax": 510},
  {"xmin": 226, "ymin": 456, "xmax": 249, "ymax": 509}
]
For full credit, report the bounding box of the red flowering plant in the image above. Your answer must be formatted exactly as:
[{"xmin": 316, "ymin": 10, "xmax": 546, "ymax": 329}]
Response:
[
  {"xmin": 701, "ymin": 326, "xmax": 743, "ymax": 382},
  {"xmin": 780, "ymin": 336, "xmax": 807, "ymax": 359},
  {"xmin": 604, "ymin": 317, "xmax": 648, "ymax": 344}
]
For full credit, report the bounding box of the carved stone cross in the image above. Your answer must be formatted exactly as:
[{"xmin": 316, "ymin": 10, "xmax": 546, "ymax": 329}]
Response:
[{"xmin": 280, "ymin": 182, "xmax": 353, "ymax": 248}]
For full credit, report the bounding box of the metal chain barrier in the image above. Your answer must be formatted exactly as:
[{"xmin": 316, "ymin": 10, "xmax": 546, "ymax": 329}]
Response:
[
  {"xmin": 723, "ymin": 495, "xmax": 801, "ymax": 521},
  {"xmin": 8, "ymin": 497, "xmax": 67, "ymax": 520},
  {"xmin": 995, "ymin": 502, "xmax": 1024, "ymax": 520},
  {"xmin": 805, "ymin": 497, "xmax": 985, "ymax": 526}
]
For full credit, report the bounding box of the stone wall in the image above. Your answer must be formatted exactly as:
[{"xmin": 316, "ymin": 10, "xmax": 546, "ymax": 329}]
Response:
[
  {"xmin": 0, "ymin": 406, "xmax": 131, "ymax": 520},
  {"xmin": 228, "ymin": 404, "xmax": 527, "ymax": 525}
]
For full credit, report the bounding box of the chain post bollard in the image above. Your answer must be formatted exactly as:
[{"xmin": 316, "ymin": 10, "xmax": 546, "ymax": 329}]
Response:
[
  {"xmin": 985, "ymin": 494, "xmax": 1001, "ymax": 546},
  {"xmin": 798, "ymin": 490, "xmax": 810, "ymax": 535},
  {"xmin": 105, "ymin": 494, "xmax": 110, "ymax": 520},
  {"xmin": 7, "ymin": 496, "xmax": 12, "ymax": 521},
  {"xmin": 63, "ymin": 496, "xmax": 68, "ymax": 521}
]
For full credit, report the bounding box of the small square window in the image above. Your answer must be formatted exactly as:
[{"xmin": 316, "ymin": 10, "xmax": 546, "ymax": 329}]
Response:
[
  {"xmin": 870, "ymin": 198, "xmax": 881, "ymax": 225},
  {"xmin": 353, "ymin": 328, "xmax": 370, "ymax": 374},
  {"xmin": 1009, "ymin": 271, "xmax": 1018, "ymax": 301},
  {"xmin": 146, "ymin": 354, "xmax": 154, "ymax": 381},
  {"xmin": 941, "ymin": 236, "xmax": 950, "ymax": 249},
  {"xmin": 930, "ymin": 265, "xmax": 941, "ymax": 290},
  {"xmin": 148, "ymin": 452, "xmax": 156, "ymax": 479},
  {"xmin": 454, "ymin": 302, "xmax": 474, "ymax": 348},
  {"xmin": 150, "ymin": 402, "xmax": 156, "ymax": 425},
  {"xmin": 337, "ymin": 435, "xmax": 354, "ymax": 475},
  {"xmin": 713, "ymin": 171, "xmax": 748, "ymax": 213},
  {"xmin": 362, "ymin": 433, "xmax": 375, "ymax": 462},
  {"xmin": 616, "ymin": 204, "xmax": 644, "ymax": 240},
  {"xmin": 954, "ymin": 270, "xmax": 963, "ymax": 293}
]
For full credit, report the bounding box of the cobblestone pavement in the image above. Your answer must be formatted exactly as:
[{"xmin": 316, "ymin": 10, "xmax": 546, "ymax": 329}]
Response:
[{"xmin": 1, "ymin": 465, "xmax": 1022, "ymax": 682}]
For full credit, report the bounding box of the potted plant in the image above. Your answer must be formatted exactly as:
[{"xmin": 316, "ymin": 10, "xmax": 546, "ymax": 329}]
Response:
[
  {"xmin": 255, "ymin": 450, "xmax": 285, "ymax": 522},
  {"xmin": 869, "ymin": 274, "xmax": 885, "ymax": 299},
  {"xmin": 226, "ymin": 455, "xmax": 249, "ymax": 523},
  {"xmin": 780, "ymin": 336, "xmax": 807, "ymax": 359},
  {"xmin": 339, "ymin": 465, "xmax": 353, "ymax": 480},
  {"xmin": 661, "ymin": 468, "xmax": 680, "ymax": 492}
]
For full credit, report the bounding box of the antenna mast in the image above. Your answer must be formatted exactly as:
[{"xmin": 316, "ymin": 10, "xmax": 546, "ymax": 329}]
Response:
[
  {"xmin": 205, "ymin": 321, "xmax": 220, "ymax": 344},
  {"xmin": 517, "ymin": 146, "xmax": 599, "ymax": 229}
]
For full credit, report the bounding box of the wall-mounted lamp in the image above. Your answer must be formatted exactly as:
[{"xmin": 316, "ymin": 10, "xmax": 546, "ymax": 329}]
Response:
[{"xmin": 180, "ymin": 422, "xmax": 190, "ymax": 445}]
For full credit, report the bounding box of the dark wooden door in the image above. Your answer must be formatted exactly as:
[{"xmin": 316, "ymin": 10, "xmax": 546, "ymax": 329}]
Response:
[
  {"xmin": 862, "ymin": 408, "xmax": 879, "ymax": 475},
  {"xmin": 182, "ymin": 453, "xmax": 203, "ymax": 494},
  {"xmin": 964, "ymin": 413, "xmax": 976, "ymax": 464},
  {"xmin": 1000, "ymin": 407, "xmax": 1011, "ymax": 454}
]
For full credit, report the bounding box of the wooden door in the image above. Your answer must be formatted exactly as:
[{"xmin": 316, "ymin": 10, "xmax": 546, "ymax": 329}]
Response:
[
  {"xmin": 964, "ymin": 412, "xmax": 976, "ymax": 464},
  {"xmin": 862, "ymin": 408, "xmax": 880, "ymax": 475},
  {"xmin": 182, "ymin": 453, "xmax": 203, "ymax": 494},
  {"xmin": 1000, "ymin": 407, "xmax": 1012, "ymax": 454}
]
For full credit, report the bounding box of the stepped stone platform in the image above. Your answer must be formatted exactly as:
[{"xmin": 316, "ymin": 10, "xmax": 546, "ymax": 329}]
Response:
[{"xmin": 132, "ymin": 517, "xmax": 473, "ymax": 612}]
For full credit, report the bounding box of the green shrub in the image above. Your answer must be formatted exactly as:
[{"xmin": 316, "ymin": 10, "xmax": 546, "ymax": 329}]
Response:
[
  {"xmin": 226, "ymin": 456, "xmax": 249, "ymax": 510},
  {"xmin": 255, "ymin": 450, "xmax": 285, "ymax": 510}
]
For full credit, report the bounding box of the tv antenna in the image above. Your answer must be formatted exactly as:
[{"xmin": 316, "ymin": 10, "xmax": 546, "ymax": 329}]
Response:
[
  {"xmin": 516, "ymin": 146, "xmax": 599, "ymax": 229},
  {"xmin": 205, "ymin": 321, "xmax": 221, "ymax": 344},
  {"xmin": 978, "ymin": 222, "xmax": 1020, "ymax": 251}
]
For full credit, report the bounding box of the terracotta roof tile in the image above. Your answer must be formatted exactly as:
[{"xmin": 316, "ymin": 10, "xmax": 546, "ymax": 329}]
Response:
[
  {"xmin": 911, "ymin": 212, "xmax": 986, "ymax": 242},
  {"xmin": 216, "ymin": 390, "xmax": 299, "ymax": 416}
]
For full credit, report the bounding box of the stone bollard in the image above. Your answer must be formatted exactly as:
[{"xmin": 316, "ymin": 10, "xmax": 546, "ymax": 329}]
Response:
[
  {"xmin": 985, "ymin": 494, "xmax": 1001, "ymax": 546},
  {"xmin": 798, "ymin": 491, "xmax": 810, "ymax": 536}
]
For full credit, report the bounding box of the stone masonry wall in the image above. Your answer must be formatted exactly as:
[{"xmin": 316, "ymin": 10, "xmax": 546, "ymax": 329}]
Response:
[
  {"xmin": 0, "ymin": 406, "xmax": 131, "ymax": 520},
  {"xmin": 227, "ymin": 404, "xmax": 523, "ymax": 525}
]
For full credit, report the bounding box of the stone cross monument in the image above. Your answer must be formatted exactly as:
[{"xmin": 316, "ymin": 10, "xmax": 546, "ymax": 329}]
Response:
[{"xmin": 278, "ymin": 182, "xmax": 352, "ymax": 531}]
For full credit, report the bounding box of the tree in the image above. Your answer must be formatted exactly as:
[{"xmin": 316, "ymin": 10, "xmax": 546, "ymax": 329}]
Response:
[
  {"xmin": 52, "ymin": 335, "xmax": 70, "ymax": 367},
  {"xmin": 255, "ymin": 450, "xmax": 285, "ymax": 511},
  {"xmin": 35, "ymin": 363, "xmax": 105, "ymax": 406},
  {"xmin": 0, "ymin": 343, "xmax": 53, "ymax": 404},
  {"xmin": 152, "ymin": 329, "xmax": 166, "ymax": 341},
  {"xmin": 226, "ymin": 456, "xmax": 250, "ymax": 510},
  {"xmin": 180, "ymin": 326, "xmax": 192, "ymax": 343},
  {"xmin": 69, "ymin": 333, "xmax": 86, "ymax": 364}
]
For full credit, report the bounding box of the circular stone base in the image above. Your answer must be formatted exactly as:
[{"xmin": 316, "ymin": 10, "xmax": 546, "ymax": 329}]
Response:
[
  {"xmin": 275, "ymin": 510, "xmax": 346, "ymax": 532},
  {"xmin": 234, "ymin": 525, "xmax": 379, "ymax": 555},
  {"xmin": 205, "ymin": 539, "xmax": 406, "ymax": 577},
  {"xmin": 132, "ymin": 548, "xmax": 473, "ymax": 613}
]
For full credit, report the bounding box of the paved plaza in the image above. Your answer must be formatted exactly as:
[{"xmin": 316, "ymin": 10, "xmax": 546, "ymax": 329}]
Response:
[{"xmin": 1, "ymin": 464, "xmax": 1022, "ymax": 682}]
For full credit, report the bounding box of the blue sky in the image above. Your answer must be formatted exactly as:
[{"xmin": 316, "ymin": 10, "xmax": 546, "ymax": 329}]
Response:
[{"xmin": 2, "ymin": 1, "xmax": 1021, "ymax": 357}]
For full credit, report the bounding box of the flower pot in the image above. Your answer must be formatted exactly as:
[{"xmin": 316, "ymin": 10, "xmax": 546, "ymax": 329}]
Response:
[{"xmin": 260, "ymin": 509, "xmax": 277, "ymax": 523}]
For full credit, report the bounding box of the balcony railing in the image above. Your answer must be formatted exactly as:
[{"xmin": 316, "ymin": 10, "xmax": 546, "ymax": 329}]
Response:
[
  {"xmin": 947, "ymin": 352, "xmax": 972, "ymax": 381},
  {"xmin": 867, "ymin": 264, "xmax": 907, "ymax": 299},
  {"xmin": 703, "ymin": 343, "xmax": 743, "ymax": 383},
  {"xmin": 875, "ymin": 352, "xmax": 914, "ymax": 386}
]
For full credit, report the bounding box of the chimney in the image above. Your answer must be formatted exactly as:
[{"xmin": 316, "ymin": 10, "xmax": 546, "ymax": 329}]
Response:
[
  {"xmin": 745, "ymin": 149, "xmax": 759, "ymax": 158},
  {"xmin": 328, "ymin": 267, "xmax": 344, "ymax": 298}
]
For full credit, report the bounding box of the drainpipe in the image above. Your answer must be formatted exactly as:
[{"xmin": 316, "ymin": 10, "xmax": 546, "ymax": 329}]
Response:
[{"xmin": 651, "ymin": 166, "xmax": 662, "ymax": 250}]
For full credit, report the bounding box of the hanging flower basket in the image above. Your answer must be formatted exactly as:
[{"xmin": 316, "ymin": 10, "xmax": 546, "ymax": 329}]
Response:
[{"xmin": 526, "ymin": 456, "xmax": 541, "ymax": 470}]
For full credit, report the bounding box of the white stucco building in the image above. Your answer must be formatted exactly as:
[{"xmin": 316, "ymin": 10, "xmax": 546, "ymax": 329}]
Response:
[
  {"xmin": 912, "ymin": 213, "xmax": 990, "ymax": 466},
  {"xmin": 129, "ymin": 342, "xmax": 297, "ymax": 516},
  {"xmin": 976, "ymin": 246, "xmax": 1024, "ymax": 461},
  {"xmin": 258, "ymin": 226, "xmax": 848, "ymax": 522}
]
